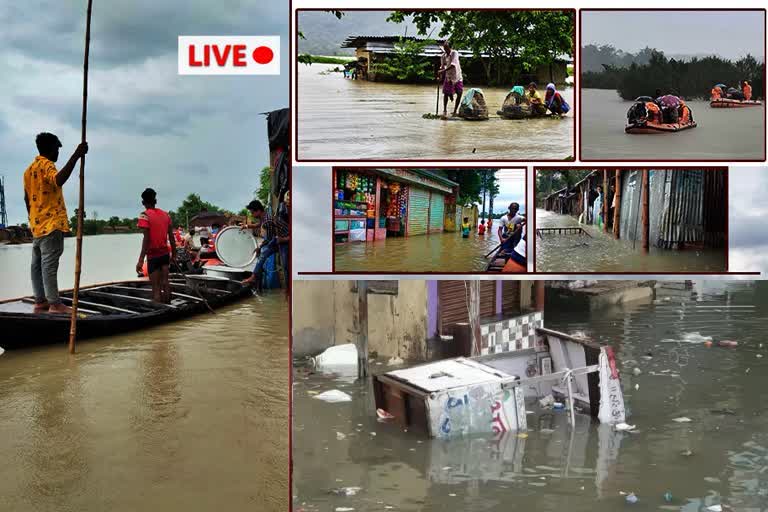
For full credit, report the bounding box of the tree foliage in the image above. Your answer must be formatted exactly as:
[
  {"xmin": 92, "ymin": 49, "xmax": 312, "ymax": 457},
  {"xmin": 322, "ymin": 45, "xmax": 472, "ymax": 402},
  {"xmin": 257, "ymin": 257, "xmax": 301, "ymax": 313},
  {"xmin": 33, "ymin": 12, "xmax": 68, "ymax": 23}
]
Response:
[
  {"xmin": 256, "ymin": 166, "xmax": 272, "ymax": 206},
  {"xmin": 535, "ymin": 169, "xmax": 593, "ymax": 205},
  {"xmin": 387, "ymin": 10, "xmax": 574, "ymax": 84},
  {"xmin": 582, "ymin": 48, "xmax": 765, "ymax": 100},
  {"xmin": 372, "ymin": 37, "xmax": 436, "ymax": 82}
]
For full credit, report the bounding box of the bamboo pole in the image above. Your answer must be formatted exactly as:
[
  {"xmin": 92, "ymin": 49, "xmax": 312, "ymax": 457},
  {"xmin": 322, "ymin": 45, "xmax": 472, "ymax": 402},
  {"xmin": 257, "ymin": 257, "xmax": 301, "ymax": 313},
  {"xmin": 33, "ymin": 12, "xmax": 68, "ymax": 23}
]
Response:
[
  {"xmin": 357, "ymin": 280, "xmax": 369, "ymax": 379},
  {"xmin": 613, "ymin": 169, "xmax": 621, "ymax": 239},
  {"xmin": 641, "ymin": 169, "xmax": 649, "ymax": 253},
  {"xmin": 68, "ymin": 0, "xmax": 93, "ymax": 354}
]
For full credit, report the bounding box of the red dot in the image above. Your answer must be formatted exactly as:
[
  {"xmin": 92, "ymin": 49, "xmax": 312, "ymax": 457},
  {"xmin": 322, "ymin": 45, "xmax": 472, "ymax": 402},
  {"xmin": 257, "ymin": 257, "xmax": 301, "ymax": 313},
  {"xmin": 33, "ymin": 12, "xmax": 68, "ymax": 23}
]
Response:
[{"xmin": 252, "ymin": 46, "xmax": 273, "ymax": 64}]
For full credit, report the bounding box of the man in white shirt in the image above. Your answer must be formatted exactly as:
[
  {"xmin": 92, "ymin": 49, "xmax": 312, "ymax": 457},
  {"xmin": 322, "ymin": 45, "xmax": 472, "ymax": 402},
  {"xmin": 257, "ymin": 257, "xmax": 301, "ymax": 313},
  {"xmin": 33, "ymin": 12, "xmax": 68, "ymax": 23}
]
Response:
[
  {"xmin": 498, "ymin": 202, "xmax": 524, "ymax": 252},
  {"xmin": 438, "ymin": 41, "xmax": 464, "ymax": 117}
]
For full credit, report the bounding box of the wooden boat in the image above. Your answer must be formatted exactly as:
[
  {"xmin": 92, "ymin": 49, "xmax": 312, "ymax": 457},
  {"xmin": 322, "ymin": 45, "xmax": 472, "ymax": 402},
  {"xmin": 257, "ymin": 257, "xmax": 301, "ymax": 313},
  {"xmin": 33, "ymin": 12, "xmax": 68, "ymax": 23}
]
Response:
[
  {"xmin": 485, "ymin": 246, "xmax": 526, "ymax": 273},
  {"xmin": 0, "ymin": 277, "xmax": 252, "ymax": 349},
  {"xmin": 710, "ymin": 98, "xmax": 762, "ymax": 108}
]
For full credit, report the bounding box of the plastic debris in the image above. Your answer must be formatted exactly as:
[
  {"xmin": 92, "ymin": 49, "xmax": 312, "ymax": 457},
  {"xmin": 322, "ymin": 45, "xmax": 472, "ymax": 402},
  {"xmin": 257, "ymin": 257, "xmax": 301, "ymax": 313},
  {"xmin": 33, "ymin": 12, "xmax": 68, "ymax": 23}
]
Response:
[
  {"xmin": 314, "ymin": 390, "xmax": 353, "ymax": 403},
  {"xmin": 517, "ymin": 432, "xmax": 529, "ymax": 439},
  {"xmin": 632, "ymin": 367, "xmax": 642, "ymax": 376},
  {"xmin": 615, "ymin": 423, "xmax": 636, "ymax": 431},
  {"xmin": 663, "ymin": 491, "xmax": 673, "ymax": 502},
  {"xmin": 757, "ymin": 354, "xmax": 764, "ymax": 359},
  {"xmin": 553, "ymin": 402, "xmax": 565, "ymax": 410},
  {"xmin": 313, "ymin": 344, "xmax": 358, "ymax": 368},
  {"xmin": 376, "ymin": 408, "xmax": 395, "ymax": 420},
  {"xmin": 625, "ymin": 493, "xmax": 638, "ymax": 504},
  {"xmin": 706, "ymin": 505, "xmax": 722, "ymax": 512},
  {"xmin": 717, "ymin": 340, "xmax": 738, "ymax": 348},
  {"xmin": 0, "ymin": 347, "xmax": 4, "ymax": 356},
  {"xmin": 704, "ymin": 340, "xmax": 713, "ymax": 347},
  {"xmin": 634, "ymin": 383, "xmax": 640, "ymax": 390},
  {"xmin": 680, "ymin": 449, "xmax": 694, "ymax": 457},
  {"xmin": 672, "ymin": 417, "xmax": 692, "ymax": 423},
  {"xmin": 387, "ymin": 356, "xmax": 404, "ymax": 366},
  {"xmin": 335, "ymin": 508, "xmax": 355, "ymax": 512},
  {"xmin": 539, "ymin": 395, "xmax": 555, "ymax": 408},
  {"xmin": 331, "ymin": 487, "xmax": 362, "ymax": 496},
  {"xmin": 336, "ymin": 432, "xmax": 347, "ymax": 440}
]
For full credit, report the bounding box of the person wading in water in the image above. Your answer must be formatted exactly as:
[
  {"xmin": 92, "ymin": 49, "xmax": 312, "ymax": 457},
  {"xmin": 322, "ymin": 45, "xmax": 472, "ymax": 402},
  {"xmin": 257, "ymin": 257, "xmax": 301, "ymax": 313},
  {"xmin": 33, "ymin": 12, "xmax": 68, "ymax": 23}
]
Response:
[
  {"xmin": 23, "ymin": 132, "xmax": 88, "ymax": 314},
  {"xmin": 438, "ymin": 40, "xmax": 463, "ymax": 118}
]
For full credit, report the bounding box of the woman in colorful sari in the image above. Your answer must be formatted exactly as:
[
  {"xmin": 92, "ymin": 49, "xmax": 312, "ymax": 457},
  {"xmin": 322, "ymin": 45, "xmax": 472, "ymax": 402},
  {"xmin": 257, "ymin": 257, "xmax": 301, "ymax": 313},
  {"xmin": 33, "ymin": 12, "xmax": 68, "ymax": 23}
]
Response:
[{"xmin": 544, "ymin": 83, "xmax": 570, "ymax": 115}]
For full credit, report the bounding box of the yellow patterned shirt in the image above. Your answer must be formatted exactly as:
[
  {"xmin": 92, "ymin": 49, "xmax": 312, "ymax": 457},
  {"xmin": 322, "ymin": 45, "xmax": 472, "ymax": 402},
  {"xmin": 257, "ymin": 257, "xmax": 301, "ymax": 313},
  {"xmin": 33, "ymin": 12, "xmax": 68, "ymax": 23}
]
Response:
[{"xmin": 23, "ymin": 156, "xmax": 70, "ymax": 237}]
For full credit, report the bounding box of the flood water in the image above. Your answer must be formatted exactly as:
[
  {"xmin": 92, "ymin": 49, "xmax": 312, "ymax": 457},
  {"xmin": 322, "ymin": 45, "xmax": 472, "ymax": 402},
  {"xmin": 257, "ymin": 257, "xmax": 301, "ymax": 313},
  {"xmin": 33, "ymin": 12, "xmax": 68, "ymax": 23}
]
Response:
[
  {"xmin": 298, "ymin": 64, "xmax": 574, "ymax": 160},
  {"xmin": 581, "ymin": 89, "xmax": 765, "ymax": 160},
  {"xmin": 292, "ymin": 281, "xmax": 768, "ymax": 512},
  {"xmin": 0, "ymin": 235, "xmax": 288, "ymax": 511},
  {"xmin": 334, "ymin": 227, "xmax": 513, "ymax": 273},
  {"xmin": 535, "ymin": 209, "xmax": 726, "ymax": 273}
]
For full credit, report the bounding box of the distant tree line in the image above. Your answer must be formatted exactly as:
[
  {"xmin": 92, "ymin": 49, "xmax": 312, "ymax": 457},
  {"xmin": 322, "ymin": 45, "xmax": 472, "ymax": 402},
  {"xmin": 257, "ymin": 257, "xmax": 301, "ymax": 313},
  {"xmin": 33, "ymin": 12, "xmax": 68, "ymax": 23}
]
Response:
[
  {"xmin": 582, "ymin": 48, "xmax": 764, "ymax": 100},
  {"xmin": 535, "ymin": 169, "xmax": 593, "ymax": 206}
]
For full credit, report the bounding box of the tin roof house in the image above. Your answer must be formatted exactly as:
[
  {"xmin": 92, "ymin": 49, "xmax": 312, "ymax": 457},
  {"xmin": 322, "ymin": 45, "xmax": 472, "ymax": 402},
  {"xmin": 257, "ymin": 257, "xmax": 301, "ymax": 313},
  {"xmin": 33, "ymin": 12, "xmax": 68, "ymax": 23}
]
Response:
[{"xmin": 341, "ymin": 35, "xmax": 572, "ymax": 85}]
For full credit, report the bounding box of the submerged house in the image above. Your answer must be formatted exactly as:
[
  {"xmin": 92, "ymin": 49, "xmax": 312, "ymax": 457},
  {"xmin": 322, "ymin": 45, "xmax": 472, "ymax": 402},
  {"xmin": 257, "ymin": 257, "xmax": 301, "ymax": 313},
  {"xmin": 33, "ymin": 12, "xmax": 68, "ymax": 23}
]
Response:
[
  {"xmin": 542, "ymin": 169, "xmax": 726, "ymax": 250},
  {"xmin": 341, "ymin": 35, "xmax": 571, "ymax": 85}
]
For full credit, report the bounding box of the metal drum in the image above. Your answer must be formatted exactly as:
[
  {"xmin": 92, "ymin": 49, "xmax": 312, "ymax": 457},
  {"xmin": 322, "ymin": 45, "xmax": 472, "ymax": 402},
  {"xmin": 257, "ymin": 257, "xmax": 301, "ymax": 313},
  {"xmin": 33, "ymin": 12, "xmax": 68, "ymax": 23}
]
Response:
[
  {"xmin": 203, "ymin": 265, "xmax": 252, "ymax": 281},
  {"xmin": 214, "ymin": 226, "xmax": 262, "ymax": 268}
]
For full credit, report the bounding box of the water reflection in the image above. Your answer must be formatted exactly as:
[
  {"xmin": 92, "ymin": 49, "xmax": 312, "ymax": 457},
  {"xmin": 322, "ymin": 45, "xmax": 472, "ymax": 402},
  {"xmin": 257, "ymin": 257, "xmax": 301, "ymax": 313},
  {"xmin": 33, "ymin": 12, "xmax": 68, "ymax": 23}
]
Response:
[
  {"xmin": 335, "ymin": 230, "xmax": 505, "ymax": 272},
  {"xmin": 298, "ymin": 64, "xmax": 574, "ymax": 160},
  {"xmin": 581, "ymin": 89, "xmax": 765, "ymax": 160},
  {"xmin": 535, "ymin": 209, "xmax": 726, "ymax": 272}
]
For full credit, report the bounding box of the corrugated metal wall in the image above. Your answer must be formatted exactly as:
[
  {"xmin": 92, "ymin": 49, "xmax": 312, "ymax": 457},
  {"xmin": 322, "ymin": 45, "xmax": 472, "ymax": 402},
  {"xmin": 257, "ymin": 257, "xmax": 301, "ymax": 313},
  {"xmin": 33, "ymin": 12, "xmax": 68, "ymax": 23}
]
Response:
[
  {"xmin": 428, "ymin": 192, "xmax": 445, "ymax": 233},
  {"xmin": 501, "ymin": 281, "xmax": 521, "ymax": 315},
  {"xmin": 407, "ymin": 186, "xmax": 430, "ymax": 236},
  {"xmin": 438, "ymin": 281, "xmax": 496, "ymax": 335},
  {"xmin": 619, "ymin": 170, "xmax": 723, "ymax": 249}
]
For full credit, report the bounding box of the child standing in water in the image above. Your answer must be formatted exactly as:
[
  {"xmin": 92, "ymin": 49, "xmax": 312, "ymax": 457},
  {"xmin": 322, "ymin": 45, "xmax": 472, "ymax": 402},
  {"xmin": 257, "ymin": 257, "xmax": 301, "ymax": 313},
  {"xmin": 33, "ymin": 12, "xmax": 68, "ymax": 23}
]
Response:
[
  {"xmin": 478, "ymin": 219, "xmax": 486, "ymax": 236},
  {"xmin": 461, "ymin": 217, "xmax": 471, "ymax": 238}
]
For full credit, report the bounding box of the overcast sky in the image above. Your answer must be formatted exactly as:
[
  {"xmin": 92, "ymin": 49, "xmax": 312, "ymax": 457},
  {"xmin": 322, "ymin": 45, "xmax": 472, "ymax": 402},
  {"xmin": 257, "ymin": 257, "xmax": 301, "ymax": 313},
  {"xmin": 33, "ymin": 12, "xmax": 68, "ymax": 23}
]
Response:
[
  {"xmin": 0, "ymin": 1, "xmax": 287, "ymax": 225},
  {"xmin": 582, "ymin": 11, "xmax": 765, "ymax": 60},
  {"xmin": 495, "ymin": 169, "xmax": 526, "ymax": 215}
]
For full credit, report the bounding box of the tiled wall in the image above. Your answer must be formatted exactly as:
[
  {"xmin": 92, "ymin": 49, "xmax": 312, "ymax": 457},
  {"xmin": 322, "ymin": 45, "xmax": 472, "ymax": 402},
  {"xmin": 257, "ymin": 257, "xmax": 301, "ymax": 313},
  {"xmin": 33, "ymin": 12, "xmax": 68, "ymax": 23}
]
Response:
[{"xmin": 479, "ymin": 311, "xmax": 544, "ymax": 355}]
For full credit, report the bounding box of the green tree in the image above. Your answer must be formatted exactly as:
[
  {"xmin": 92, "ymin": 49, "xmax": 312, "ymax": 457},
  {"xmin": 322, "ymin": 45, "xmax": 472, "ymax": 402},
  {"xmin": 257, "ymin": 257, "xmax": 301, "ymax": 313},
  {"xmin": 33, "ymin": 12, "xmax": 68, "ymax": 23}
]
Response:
[
  {"xmin": 388, "ymin": 10, "xmax": 574, "ymax": 85},
  {"xmin": 256, "ymin": 165, "xmax": 272, "ymax": 205},
  {"xmin": 372, "ymin": 37, "xmax": 435, "ymax": 82},
  {"xmin": 175, "ymin": 193, "xmax": 222, "ymax": 226},
  {"xmin": 108, "ymin": 216, "xmax": 120, "ymax": 229},
  {"xmin": 440, "ymin": 168, "xmax": 496, "ymax": 205}
]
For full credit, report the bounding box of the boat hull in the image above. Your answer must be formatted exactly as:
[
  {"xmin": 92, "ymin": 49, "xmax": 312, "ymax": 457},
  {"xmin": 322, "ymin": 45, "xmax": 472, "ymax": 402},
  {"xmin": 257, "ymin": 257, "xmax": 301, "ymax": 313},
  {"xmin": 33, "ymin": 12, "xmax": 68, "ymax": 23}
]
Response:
[
  {"xmin": 710, "ymin": 99, "xmax": 762, "ymax": 108},
  {"xmin": 0, "ymin": 279, "xmax": 252, "ymax": 349},
  {"xmin": 625, "ymin": 120, "xmax": 697, "ymax": 134}
]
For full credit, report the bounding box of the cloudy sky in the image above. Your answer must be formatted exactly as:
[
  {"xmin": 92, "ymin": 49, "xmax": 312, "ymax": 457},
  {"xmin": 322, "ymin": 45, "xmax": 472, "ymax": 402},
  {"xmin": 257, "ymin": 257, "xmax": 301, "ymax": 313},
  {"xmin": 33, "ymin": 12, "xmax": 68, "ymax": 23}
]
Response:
[
  {"xmin": 495, "ymin": 168, "xmax": 526, "ymax": 215},
  {"xmin": 1, "ymin": 1, "xmax": 287, "ymax": 225},
  {"xmin": 582, "ymin": 11, "xmax": 765, "ymax": 60}
]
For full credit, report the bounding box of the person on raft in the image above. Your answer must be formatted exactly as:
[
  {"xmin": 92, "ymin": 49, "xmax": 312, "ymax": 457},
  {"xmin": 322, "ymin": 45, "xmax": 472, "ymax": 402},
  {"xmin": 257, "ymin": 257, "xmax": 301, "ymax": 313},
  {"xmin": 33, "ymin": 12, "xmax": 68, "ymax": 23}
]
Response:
[
  {"xmin": 241, "ymin": 199, "xmax": 290, "ymax": 290},
  {"xmin": 23, "ymin": 132, "xmax": 88, "ymax": 314},
  {"xmin": 544, "ymin": 83, "xmax": 570, "ymax": 115},
  {"xmin": 438, "ymin": 41, "xmax": 463, "ymax": 118},
  {"xmin": 742, "ymin": 80, "xmax": 752, "ymax": 101},
  {"xmin": 498, "ymin": 203, "xmax": 524, "ymax": 253},
  {"xmin": 526, "ymin": 82, "xmax": 547, "ymax": 114},
  {"xmin": 136, "ymin": 188, "xmax": 175, "ymax": 304}
]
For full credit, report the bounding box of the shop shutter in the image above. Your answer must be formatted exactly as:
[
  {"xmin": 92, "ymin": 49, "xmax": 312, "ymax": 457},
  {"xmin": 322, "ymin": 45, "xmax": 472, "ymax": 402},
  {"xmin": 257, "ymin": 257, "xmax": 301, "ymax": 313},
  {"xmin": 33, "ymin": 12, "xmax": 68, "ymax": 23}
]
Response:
[
  {"xmin": 501, "ymin": 281, "xmax": 521, "ymax": 315},
  {"xmin": 438, "ymin": 281, "xmax": 496, "ymax": 334},
  {"xmin": 428, "ymin": 192, "xmax": 445, "ymax": 232},
  {"xmin": 407, "ymin": 186, "xmax": 430, "ymax": 236}
]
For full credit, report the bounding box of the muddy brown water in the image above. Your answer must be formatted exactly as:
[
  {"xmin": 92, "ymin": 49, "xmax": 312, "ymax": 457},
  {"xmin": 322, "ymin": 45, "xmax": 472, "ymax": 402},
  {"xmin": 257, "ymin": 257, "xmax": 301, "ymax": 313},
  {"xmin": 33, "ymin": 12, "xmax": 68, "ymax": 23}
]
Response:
[
  {"xmin": 297, "ymin": 64, "xmax": 574, "ymax": 160},
  {"xmin": 293, "ymin": 281, "xmax": 768, "ymax": 512},
  {"xmin": 334, "ymin": 228, "xmax": 512, "ymax": 273},
  {"xmin": 581, "ymin": 89, "xmax": 765, "ymax": 160},
  {"xmin": 0, "ymin": 235, "xmax": 288, "ymax": 511},
  {"xmin": 535, "ymin": 209, "xmax": 726, "ymax": 273}
]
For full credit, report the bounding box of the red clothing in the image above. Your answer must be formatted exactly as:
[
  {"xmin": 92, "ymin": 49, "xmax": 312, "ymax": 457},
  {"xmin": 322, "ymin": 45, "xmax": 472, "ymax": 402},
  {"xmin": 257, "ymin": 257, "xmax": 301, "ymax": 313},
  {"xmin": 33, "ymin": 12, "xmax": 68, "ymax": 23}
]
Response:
[
  {"xmin": 138, "ymin": 208, "xmax": 171, "ymax": 258},
  {"xmin": 478, "ymin": 223, "xmax": 486, "ymax": 235}
]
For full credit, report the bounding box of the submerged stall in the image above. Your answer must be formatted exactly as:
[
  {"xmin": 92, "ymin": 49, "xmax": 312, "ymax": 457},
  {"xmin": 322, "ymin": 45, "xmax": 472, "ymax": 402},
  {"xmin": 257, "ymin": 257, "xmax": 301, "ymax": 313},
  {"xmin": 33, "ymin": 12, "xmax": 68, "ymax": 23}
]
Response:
[
  {"xmin": 373, "ymin": 311, "xmax": 626, "ymax": 439},
  {"xmin": 334, "ymin": 169, "xmax": 459, "ymax": 244}
]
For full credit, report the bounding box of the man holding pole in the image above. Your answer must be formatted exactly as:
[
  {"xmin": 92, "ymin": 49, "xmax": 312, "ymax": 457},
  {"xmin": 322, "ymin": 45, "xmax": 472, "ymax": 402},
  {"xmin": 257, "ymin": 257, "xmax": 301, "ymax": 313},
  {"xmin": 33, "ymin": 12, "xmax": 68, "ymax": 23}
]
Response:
[
  {"xmin": 498, "ymin": 202, "xmax": 524, "ymax": 253},
  {"xmin": 23, "ymin": 132, "xmax": 88, "ymax": 314},
  {"xmin": 438, "ymin": 40, "xmax": 463, "ymax": 118}
]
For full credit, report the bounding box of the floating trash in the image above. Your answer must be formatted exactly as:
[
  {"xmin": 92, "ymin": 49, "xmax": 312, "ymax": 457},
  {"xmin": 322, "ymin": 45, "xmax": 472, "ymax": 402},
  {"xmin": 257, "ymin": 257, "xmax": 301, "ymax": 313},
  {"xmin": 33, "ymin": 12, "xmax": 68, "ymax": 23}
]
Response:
[
  {"xmin": 315, "ymin": 390, "xmax": 353, "ymax": 403},
  {"xmin": 672, "ymin": 417, "xmax": 693, "ymax": 423}
]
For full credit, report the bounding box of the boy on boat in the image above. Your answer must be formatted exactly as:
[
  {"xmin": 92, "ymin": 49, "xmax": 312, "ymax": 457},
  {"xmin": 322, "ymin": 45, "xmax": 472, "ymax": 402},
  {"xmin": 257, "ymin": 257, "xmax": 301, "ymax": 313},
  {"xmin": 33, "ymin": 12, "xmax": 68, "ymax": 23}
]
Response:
[
  {"xmin": 136, "ymin": 188, "xmax": 175, "ymax": 304},
  {"xmin": 438, "ymin": 41, "xmax": 463, "ymax": 118},
  {"xmin": 241, "ymin": 199, "xmax": 290, "ymax": 291},
  {"xmin": 461, "ymin": 217, "xmax": 471, "ymax": 238},
  {"xmin": 23, "ymin": 132, "xmax": 88, "ymax": 314},
  {"xmin": 498, "ymin": 203, "xmax": 524, "ymax": 252}
]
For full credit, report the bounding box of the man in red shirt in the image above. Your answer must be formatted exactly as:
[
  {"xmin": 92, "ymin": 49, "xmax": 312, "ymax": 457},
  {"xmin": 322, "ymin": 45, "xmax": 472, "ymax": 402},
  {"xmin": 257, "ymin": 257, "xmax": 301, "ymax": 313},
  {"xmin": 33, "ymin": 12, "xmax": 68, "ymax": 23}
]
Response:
[{"xmin": 135, "ymin": 188, "xmax": 175, "ymax": 303}]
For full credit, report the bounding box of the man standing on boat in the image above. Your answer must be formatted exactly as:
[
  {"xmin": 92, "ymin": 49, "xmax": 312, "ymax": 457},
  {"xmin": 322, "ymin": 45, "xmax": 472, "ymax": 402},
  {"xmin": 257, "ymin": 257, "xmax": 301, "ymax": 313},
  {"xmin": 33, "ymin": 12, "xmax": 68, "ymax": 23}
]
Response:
[
  {"xmin": 241, "ymin": 199, "xmax": 289, "ymax": 290},
  {"xmin": 498, "ymin": 203, "xmax": 524, "ymax": 254},
  {"xmin": 23, "ymin": 132, "xmax": 88, "ymax": 314},
  {"xmin": 136, "ymin": 188, "xmax": 175, "ymax": 303},
  {"xmin": 438, "ymin": 40, "xmax": 463, "ymax": 118}
]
